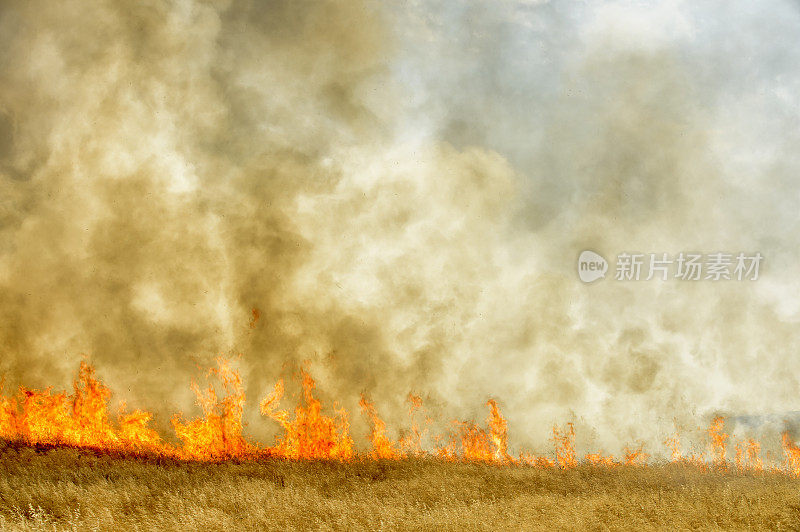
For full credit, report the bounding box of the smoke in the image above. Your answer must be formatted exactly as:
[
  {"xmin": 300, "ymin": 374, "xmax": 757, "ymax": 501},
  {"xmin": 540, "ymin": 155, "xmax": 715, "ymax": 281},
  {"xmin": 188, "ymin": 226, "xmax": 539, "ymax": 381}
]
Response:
[{"xmin": 1, "ymin": 0, "xmax": 800, "ymax": 456}]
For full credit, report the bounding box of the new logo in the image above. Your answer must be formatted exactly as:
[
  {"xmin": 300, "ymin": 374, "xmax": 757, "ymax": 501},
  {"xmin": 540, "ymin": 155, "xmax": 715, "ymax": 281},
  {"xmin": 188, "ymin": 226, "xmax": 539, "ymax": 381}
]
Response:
[{"xmin": 578, "ymin": 250, "xmax": 608, "ymax": 283}]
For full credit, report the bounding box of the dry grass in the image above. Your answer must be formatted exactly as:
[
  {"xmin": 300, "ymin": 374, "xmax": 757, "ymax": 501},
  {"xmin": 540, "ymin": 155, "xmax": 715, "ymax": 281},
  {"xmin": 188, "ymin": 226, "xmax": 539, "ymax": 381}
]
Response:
[{"xmin": 0, "ymin": 442, "xmax": 799, "ymax": 531}]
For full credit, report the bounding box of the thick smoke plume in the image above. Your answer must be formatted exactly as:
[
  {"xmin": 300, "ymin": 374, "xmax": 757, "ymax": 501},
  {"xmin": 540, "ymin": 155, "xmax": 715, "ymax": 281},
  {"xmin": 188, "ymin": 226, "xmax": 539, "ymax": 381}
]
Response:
[{"xmin": 1, "ymin": 0, "xmax": 799, "ymax": 456}]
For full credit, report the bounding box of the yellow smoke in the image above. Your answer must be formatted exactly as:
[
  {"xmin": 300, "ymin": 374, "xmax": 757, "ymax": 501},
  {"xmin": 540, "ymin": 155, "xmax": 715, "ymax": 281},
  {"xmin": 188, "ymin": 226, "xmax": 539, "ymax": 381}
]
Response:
[{"xmin": 0, "ymin": 0, "xmax": 797, "ymax": 456}]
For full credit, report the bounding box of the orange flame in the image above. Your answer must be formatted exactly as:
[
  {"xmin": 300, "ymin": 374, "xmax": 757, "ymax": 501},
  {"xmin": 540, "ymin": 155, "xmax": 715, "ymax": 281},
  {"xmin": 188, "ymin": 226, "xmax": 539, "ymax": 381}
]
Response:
[
  {"xmin": 552, "ymin": 423, "xmax": 577, "ymax": 469},
  {"xmin": 260, "ymin": 367, "xmax": 353, "ymax": 460},
  {"xmin": 707, "ymin": 417, "xmax": 728, "ymax": 467},
  {"xmin": 2, "ymin": 359, "xmax": 800, "ymax": 474},
  {"xmin": 359, "ymin": 394, "xmax": 400, "ymax": 459},
  {"xmin": 443, "ymin": 399, "xmax": 512, "ymax": 463},
  {"xmin": 0, "ymin": 361, "xmax": 164, "ymax": 453},
  {"xmin": 734, "ymin": 438, "xmax": 762, "ymax": 472},
  {"xmin": 172, "ymin": 358, "xmax": 252, "ymax": 460},
  {"xmin": 584, "ymin": 452, "xmax": 616, "ymax": 467},
  {"xmin": 781, "ymin": 432, "xmax": 800, "ymax": 476},
  {"xmin": 487, "ymin": 399, "xmax": 511, "ymax": 462},
  {"xmin": 519, "ymin": 451, "xmax": 554, "ymax": 467},
  {"xmin": 117, "ymin": 405, "xmax": 161, "ymax": 450},
  {"xmin": 623, "ymin": 443, "xmax": 649, "ymax": 466},
  {"xmin": 664, "ymin": 430, "xmax": 682, "ymax": 462}
]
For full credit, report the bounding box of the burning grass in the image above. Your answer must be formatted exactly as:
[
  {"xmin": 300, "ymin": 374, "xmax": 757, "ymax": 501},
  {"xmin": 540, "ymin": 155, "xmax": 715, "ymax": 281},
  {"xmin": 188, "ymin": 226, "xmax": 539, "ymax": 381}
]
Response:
[
  {"xmin": 2, "ymin": 360, "xmax": 800, "ymax": 529},
  {"xmin": 5, "ymin": 358, "xmax": 800, "ymax": 473},
  {"xmin": 0, "ymin": 443, "xmax": 799, "ymax": 531}
]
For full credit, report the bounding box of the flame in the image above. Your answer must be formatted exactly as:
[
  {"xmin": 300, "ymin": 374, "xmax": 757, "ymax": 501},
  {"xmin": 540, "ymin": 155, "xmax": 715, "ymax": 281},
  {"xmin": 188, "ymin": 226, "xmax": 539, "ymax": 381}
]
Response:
[
  {"xmin": 172, "ymin": 358, "xmax": 253, "ymax": 460},
  {"xmin": 438, "ymin": 399, "xmax": 512, "ymax": 463},
  {"xmin": 117, "ymin": 405, "xmax": 161, "ymax": 450},
  {"xmin": 0, "ymin": 361, "xmax": 164, "ymax": 453},
  {"xmin": 519, "ymin": 452, "xmax": 554, "ymax": 467},
  {"xmin": 584, "ymin": 452, "xmax": 616, "ymax": 467},
  {"xmin": 434, "ymin": 429, "xmax": 458, "ymax": 460},
  {"xmin": 359, "ymin": 394, "xmax": 400, "ymax": 459},
  {"xmin": 664, "ymin": 430, "xmax": 682, "ymax": 462},
  {"xmin": 707, "ymin": 416, "xmax": 729, "ymax": 467},
  {"xmin": 734, "ymin": 438, "xmax": 763, "ymax": 472},
  {"xmin": 781, "ymin": 432, "xmax": 800, "ymax": 476},
  {"xmin": 260, "ymin": 367, "xmax": 353, "ymax": 460},
  {"xmin": 688, "ymin": 451, "xmax": 708, "ymax": 469},
  {"xmin": 552, "ymin": 423, "xmax": 577, "ymax": 469},
  {"xmin": 1, "ymin": 359, "xmax": 799, "ymax": 474},
  {"xmin": 623, "ymin": 444, "xmax": 649, "ymax": 466},
  {"xmin": 487, "ymin": 399, "xmax": 511, "ymax": 462},
  {"xmin": 458, "ymin": 421, "xmax": 495, "ymax": 462}
]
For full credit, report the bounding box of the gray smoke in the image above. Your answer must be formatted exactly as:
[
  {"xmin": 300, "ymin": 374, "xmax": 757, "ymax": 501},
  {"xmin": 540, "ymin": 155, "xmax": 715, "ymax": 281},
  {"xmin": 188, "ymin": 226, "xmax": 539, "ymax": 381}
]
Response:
[{"xmin": 1, "ymin": 0, "xmax": 799, "ymax": 457}]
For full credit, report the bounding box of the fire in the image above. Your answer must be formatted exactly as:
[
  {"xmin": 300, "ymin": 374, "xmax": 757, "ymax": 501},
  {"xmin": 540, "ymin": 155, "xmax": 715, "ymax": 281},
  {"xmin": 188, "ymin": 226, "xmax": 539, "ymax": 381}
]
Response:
[
  {"xmin": 623, "ymin": 444, "xmax": 649, "ymax": 466},
  {"xmin": 0, "ymin": 361, "xmax": 164, "ymax": 453},
  {"xmin": 260, "ymin": 367, "xmax": 353, "ymax": 460},
  {"xmin": 0, "ymin": 359, "xmax": 798, "ymax": 474},
  {"xmin": 117, "ymin": 406, "xmax": 161, "ymax": 450},
  {"xmin": 172, "ymin": 358, "xmax": 253, "ymax": 460},
  {"xmin": 520, "ymin": 452, "xmax": 554, "ymax": 467},
  {"xmin": 16, "ymin": 387, "xmax": 74, "ymax": 445},
  {"xmin": 707, "ymin": 417, "xmax": 729, "ymax": 466},
  {"xmin": 435, "ymin": 429, "xmax": 458, "ymax": 460},
  {"xmin": 664, "ymin": 431, "xmax": 682, "ymax": 462},
  {"xmin": 584, "ymin": 452, "xmax": 615, "ymax": 467},
  {"xmin": 458, "ymin": 421, "xmax": 497, "ymax": 462},
  {"xmin": 734, "ymin": 439, "xmax": 763, "ymax": 472},
  {"xmin": 359, "ymin": 394, "xmax": 400, "ymax": 459},
  {"xmin": 487, "ymin": 399, "xmax": 511, "ymax": 462},
  {"xmin": 781, "ymin": 432, "xmax": 800, "ymax": 476},
  {"xmin": 435, "ymin": 399, "xmax": 512, "ymax": 463},
  {"xmin": 552, "ymin": 423, "xmax": 577, "ymax": 469}
]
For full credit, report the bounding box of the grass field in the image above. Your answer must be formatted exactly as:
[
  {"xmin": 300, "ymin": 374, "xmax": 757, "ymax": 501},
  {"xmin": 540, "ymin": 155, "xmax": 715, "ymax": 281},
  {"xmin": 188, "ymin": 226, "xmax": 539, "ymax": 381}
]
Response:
[{"xmin": 1, "ymin": 442, "xmax": 799, "ymax": 531}]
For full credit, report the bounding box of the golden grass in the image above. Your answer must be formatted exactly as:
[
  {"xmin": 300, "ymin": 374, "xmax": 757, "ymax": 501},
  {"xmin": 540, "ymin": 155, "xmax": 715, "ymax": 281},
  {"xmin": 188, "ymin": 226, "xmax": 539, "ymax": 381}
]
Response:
[{"xmin": 1, "ymin": 442, "xmax": 799, "ymax": 531}]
